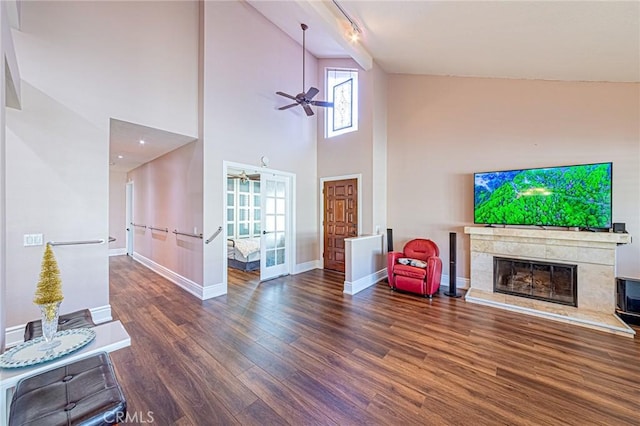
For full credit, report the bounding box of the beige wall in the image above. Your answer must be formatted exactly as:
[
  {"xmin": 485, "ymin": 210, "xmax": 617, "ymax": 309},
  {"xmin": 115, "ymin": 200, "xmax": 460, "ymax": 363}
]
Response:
[
  {"xmin": 202, "ymin": 1, "xmax": 320, "ymax": 291},
  {"xmin": 317, "ymin": 58, "xmax": 388, "ymax": 236},
  {"xmin": 387, "ymin": 75, "xmax": 640, "ymax": 281},
  {"xmin": 5, "ymin": 0, "xmax": 199, "ymax": 328},
  {"xmin": 108, "ymin": 171, "xmax": 127, "ymax": 252},
  {"xmin": 128, "ymin": 140, "xmax": 203, "ymax": 284}
]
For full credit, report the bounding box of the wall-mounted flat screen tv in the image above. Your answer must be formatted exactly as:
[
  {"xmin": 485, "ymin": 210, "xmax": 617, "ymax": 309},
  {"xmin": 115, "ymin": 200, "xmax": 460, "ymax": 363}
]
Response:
[{"xmin": 474, "ymin": 162, "xmax": 612, "ymax": 229}]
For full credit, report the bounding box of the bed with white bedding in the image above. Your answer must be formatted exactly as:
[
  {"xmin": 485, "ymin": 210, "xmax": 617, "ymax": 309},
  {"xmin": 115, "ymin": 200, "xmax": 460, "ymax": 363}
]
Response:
[{"xmin": 227, "ymin": 237, "xmax": 260, "ymax": 271}]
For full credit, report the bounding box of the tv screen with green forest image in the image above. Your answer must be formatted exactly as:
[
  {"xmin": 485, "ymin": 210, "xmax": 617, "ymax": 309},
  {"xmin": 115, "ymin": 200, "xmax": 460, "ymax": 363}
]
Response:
[{"xmin": 474, "ymin": 162, "xmax": 612, "ymax": 228}]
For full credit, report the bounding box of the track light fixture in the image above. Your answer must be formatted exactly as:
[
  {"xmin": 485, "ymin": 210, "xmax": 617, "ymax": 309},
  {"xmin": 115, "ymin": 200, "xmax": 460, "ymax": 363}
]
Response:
[{"xmin": 332, "ymin": 0, "xmax": 362, "ymax": 40}]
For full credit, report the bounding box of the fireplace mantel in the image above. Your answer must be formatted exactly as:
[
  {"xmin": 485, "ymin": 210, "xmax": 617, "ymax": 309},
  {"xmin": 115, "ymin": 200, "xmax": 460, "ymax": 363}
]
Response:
[
  {"xmin": 465, "ymin": 226, "xmax": 631, "ymax": 245},
  {"xmin": 464, "ymin": 226, "xmax": 634, "ymax": 336}
]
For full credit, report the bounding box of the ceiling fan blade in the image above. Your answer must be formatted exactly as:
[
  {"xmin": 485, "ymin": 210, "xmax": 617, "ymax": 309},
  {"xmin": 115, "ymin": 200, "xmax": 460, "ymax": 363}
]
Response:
[
  {"xmin": 278, "ymin": 103, "xmax": 299, "ymax": 110},
  {"xmin": 311, "ymin": 100, "xmax": 333, "ymax": 108},
  {"xmin": 302, "ymin": 104, "xmax": 314, "ymax": 116},
  {"xmin": 276, "ymin": 91, "xmax": 297, "ymax": 101},
  {"xmin": 305, "ymin": 87, "xmax": 319, "ymax": 100}
]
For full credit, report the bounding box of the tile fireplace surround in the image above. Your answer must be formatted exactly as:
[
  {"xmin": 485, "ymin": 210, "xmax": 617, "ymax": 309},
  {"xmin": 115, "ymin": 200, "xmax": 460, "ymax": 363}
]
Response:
[{"xmin": 464, "ymin": 226, "xmax": 634, "ymax": 337}]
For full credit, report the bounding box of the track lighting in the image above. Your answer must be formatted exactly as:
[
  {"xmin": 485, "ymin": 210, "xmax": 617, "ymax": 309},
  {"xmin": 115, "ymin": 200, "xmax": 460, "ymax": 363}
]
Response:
[{"xmin": 332, "ymin": 0, "xmax": 362, "ymax": 41}]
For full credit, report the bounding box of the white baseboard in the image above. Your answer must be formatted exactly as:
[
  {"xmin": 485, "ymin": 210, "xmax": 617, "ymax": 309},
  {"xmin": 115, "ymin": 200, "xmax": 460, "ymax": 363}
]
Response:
[
  {"xmin": 5, "ymin": 325, "xmax": 24, "ymax": 348},
  {"xmin": 5, "ymin": 304, "xmax": 112, "ymax": 348},
  {"xmin": 293, "ymin": 260, "xmax": 321, "ymax": 274},
  {"xmin": 203, "ymin": 282, "xmax": 226, "ymax": 299},
  {"xmin": 90, "ymin": 305, "xmax": 112, "ymax": 324},
  {"xmin": 132, "ymin": 252, "xmax": 212, "ymax": 300},
  {"xmin": 344, "ymin": 268, "xmax": 387, "ymax": 295},
  {"xmin": 109, "ymin": 248, "xmax": 127, "ymax": 257},
  {"xmin": 441, "ymin": 274, "xmax": 470, "ymax": 290}
]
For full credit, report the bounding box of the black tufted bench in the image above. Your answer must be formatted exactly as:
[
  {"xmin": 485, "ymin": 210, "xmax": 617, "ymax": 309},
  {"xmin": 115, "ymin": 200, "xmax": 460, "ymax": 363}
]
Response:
[
  {"xmin": 24, "ymin": 309, "xmax": 96, "ymax": 342},
  {"xmin": 8, "ymin": 352, "xmax": 126, "ymax": 426}
]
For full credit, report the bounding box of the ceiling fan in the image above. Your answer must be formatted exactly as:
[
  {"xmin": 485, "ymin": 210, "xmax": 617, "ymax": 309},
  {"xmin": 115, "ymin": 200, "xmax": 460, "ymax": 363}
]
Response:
[
  {"xmin": 276, "ymin": 23, "xmax": 333, "ymax": 117},
  {"xmin": 227, "ymin": 170, "xmax": 260, "ymax": 183}
]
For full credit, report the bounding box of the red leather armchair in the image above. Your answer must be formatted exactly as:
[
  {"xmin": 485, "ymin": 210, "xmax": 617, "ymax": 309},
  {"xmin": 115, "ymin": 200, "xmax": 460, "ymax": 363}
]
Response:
[{"xmin": 387, "ymin": 239, "xmax": 442, "ymax": 298}]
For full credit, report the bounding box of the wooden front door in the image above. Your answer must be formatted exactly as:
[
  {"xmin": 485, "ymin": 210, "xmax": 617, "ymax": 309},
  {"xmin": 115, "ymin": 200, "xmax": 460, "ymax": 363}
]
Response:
[{"xmin": 323, "ymin": 179, "xmax": 358, "ymax": 272}]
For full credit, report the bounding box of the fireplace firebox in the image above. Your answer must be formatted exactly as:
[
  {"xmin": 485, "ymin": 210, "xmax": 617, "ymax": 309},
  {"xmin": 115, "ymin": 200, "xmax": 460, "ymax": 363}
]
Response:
[{"xmin": 494, "ymin": 257, "xmax": 577, "ymax": 307}]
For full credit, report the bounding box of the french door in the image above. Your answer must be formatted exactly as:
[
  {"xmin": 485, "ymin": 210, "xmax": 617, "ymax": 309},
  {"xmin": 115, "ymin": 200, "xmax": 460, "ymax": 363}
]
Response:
[{"xmin": 260, "ymin": 174, "xmax": 290, "ymax": 280}]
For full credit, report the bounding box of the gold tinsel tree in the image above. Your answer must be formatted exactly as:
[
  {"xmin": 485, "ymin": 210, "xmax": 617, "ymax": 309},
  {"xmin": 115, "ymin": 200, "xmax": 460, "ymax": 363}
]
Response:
[{"xmin": 34, "ymin": 243, "xmax": 64, "ymax": 320}]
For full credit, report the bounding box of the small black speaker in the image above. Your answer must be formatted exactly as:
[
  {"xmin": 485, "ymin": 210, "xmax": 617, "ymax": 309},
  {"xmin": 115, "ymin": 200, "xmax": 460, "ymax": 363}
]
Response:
[
  {"xmin": 445, "ymin": 232, "xmax": 461, "ymax": 298},
  {"xmin": 613, "ymin": 223, "xmax": 626, "ymax": 233},
  {"xmin": 387, "ymin": 228, "xmax": 394, "ymax": 252}
]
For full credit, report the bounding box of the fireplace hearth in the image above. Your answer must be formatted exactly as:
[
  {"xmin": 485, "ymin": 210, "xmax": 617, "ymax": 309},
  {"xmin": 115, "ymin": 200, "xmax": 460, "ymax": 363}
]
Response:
[
  {"xmin": 464, "ymin": 226, "xmax": 634, "ymax": 337},
  {"xmin": 494, "ymin": 257, "xmax": 577, "ymax": 306}
]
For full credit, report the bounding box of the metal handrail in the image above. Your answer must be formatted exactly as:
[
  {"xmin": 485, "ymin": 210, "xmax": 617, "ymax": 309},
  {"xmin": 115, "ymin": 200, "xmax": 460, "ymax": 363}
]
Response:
[
  {"xmin": 149, "ymin": 226, "xmax": 169, "ymax": 233},
  {"xmin": 48, "ymin": 239, "xmax": 106, "ymax": 247},
  {"xmin": 173, "ymin": 230, "xmax": 203, "ymax": 239},
  {"xmin": 108, "ymin": 236, "xmax": 116, "ymax": 243},
  {"xmin": 131, "ymin": 223, "xmax": 146, "ymax": 229},
  {"xmin": 205, "ymin": 226, "xmax": 223, "ymax": 244}
]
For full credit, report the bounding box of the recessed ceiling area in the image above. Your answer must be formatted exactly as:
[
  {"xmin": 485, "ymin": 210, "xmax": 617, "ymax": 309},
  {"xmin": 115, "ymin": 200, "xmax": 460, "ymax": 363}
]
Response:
[
  {"xmin": 249, "ymin": 0, "xmax": 640, "ymax": 83},
  {"xmin": 109, "ymin": 119, "xmax": 197, "ymax": 173}
]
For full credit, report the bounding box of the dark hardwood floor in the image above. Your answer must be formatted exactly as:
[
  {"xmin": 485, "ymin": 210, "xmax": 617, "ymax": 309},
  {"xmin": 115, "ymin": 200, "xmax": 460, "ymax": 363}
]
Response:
[{"xmin": 109, "ymin": 255, "xmax": 640, "ymax": 425}]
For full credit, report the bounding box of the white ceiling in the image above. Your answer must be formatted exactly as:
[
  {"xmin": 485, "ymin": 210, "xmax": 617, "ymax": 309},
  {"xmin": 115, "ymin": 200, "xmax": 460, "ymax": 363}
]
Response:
[
  {"xmin": 110, "ymin": 1, "xmax": 639, "ymax": 172},
  {"xmin": 109, "ymin": 119, "xmax": 196, "ymax": 173},
  {"xmin": 249, "ymin": 0, "xmax": 640, "ymax": 83}
]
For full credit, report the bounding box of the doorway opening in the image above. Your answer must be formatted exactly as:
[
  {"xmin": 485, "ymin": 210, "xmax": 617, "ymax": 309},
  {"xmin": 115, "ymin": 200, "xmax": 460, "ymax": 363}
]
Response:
[{"xmin": 223, "ymin": 162, "xmax": 295, "ymax": 282}]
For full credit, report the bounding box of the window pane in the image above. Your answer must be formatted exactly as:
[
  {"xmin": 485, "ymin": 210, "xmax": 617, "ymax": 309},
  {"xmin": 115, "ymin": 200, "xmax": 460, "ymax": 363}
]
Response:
[
  {"xmin": 227, "ymin": 224, "xmax": 234, "ymax": 236},
  {"xmin": 326, "ymin": 68, "xmax": 358, "ymax": 138},
  {"xmin": 276, "ymin": 199, "xmax": 285, "ymax": 214},
  {"xmin": 227, "ymin": 178, "xmax": 234, "ymax": 191},
  {"xmin": 333, "ymin": 78, "xmax": 353, "ymax": 131},
  {"xmin": 276, "ymin": 215, "xmax": 285, "ymax": 231},
  {"xmin": 227, "ymin": 209, "xmax": 234, "ymax": 221},
  {"xmin": 227, "ymin": 194, "xmax": 234, "ymax": 206},
  {"xmin": 276, "ymin": 182, "xmax": 285, "ymax": 197},
  {"xmin": 276, "ymin": 232, "xmax": 285, "ymax": 248},
  {"xmin": 239, "ymin": 209, "xmax": 248, "ymax": 221},
  {"xmin": 239, "ymin": 194, "xmax": 248, "ymax": 206},
  {"xmin": 266, "ymin": 216, "xmax": 275, "ymax": 232},
  {"xmin": 276, "ymin": 248, "xmax": 285, "ymax": 265},
  {"xmin": 253, "ymin": 182, "xmax": 260, "ymax": 192},
  {"xmin": 253, "ymin": 195, "xmax": 260, "ymax": 206},
  {"xmin": 253, "ymin": 223, "xmax": 261, "ymax": 234},
  {"xmin": 266, "ymin": 233, "xmax": 276, "ymax": 249},
  {"xmin": 239, "ymin": 223, "xmax": 249, "ymax": 236},
  {"xmin": 266, "ymin": 250, "xmax": 276, "ymax": 267},
  {"xmin": 254, "ymin": 209, "xmax": 261, "ymax": 220},
  {"xmin": 266, "ymin": 181, "xmax": 276, "ymax": 196},
  {"xmin": 239, "ymin": 180, "xmax": 249, "ymax": 192},
  {"xmin": 266, "ymin": 198, "xmax": 275, "ymax": 214}
]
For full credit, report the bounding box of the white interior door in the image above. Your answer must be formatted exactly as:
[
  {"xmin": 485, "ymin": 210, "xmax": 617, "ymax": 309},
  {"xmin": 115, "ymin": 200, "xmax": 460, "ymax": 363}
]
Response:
[
  {"xmin": 260, "ymin": 174, "xmax": 290, "ymax": 281},
  {"xmin": 125, "ymin": 181, "xmax": 134, "ymax": 256}
]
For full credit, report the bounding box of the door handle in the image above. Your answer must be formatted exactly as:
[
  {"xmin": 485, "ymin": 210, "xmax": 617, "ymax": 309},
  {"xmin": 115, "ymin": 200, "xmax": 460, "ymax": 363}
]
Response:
[{"xmin": 263, "ymin": 230, "xmax": 274, "ymax": 234}]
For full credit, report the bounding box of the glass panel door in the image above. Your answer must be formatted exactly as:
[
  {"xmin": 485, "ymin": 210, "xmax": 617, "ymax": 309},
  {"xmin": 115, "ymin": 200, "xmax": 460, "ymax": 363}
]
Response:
[{"xmin": 260, "ymin": 174, "xmax": 289, "ymax": 280}]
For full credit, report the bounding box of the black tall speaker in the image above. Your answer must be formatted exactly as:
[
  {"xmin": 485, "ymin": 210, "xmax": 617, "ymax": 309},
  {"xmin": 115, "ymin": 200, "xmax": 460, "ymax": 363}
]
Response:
[
  {"xmin": 445, "ymin": 232, "xmax": 461, "ymax": 297},
  {"xmin": 387, "ymin": 228, "xmax": 393, "ymax": 252}
]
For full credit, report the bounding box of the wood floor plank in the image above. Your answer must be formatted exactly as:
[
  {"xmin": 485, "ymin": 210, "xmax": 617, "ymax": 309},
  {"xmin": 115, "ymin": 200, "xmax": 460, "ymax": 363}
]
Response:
[{"xmin": 108, "ymin": 256, "xmax": 640, "ymax": 425}]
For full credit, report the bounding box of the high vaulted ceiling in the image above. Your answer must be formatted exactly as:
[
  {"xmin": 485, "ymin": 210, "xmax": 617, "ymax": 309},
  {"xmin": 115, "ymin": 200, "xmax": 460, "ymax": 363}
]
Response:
[
  {"xmin": 110, "ymin": 1, "xmax": 639, "ymax": 173},
  {"xmin": 249, "ymin": 0, "xmax": 640, "ymax": 83}
]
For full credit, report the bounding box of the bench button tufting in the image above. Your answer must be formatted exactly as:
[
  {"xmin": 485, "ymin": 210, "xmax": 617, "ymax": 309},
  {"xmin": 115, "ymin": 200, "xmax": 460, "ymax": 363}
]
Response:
[
  {"xmin": 62, "ymin": 375, "xmax": 73, "ymax": 382},
  {"xmin": 64, "ymin": 402, "xmax": 76, "ymax": 411}
]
